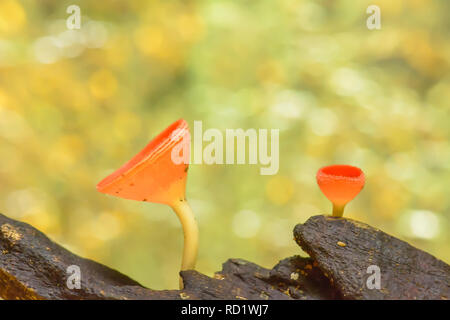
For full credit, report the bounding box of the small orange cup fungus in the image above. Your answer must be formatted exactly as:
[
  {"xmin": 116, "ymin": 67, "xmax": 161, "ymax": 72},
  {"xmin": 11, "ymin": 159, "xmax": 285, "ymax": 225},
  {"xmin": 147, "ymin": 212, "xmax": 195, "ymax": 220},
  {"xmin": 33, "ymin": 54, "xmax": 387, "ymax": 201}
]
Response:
[
  {"xmin": 97, "ymin": 119, "xmax": 197, "ymax": 289},
  {"xmin": 316, "ymin": 165, "xmax": 365, "ymax": 217}
]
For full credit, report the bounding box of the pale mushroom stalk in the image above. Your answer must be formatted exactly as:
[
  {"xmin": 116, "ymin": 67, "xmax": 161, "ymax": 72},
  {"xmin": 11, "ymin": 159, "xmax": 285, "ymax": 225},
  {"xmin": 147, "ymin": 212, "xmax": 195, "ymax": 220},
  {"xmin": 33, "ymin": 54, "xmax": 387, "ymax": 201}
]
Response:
[
  {"xmin": 171, "ymin": 198, "xmax": 199, "ymax": 288},
  {"xmin": 332, "ymin": 203, "xmax": 346, "ymax": 217}
]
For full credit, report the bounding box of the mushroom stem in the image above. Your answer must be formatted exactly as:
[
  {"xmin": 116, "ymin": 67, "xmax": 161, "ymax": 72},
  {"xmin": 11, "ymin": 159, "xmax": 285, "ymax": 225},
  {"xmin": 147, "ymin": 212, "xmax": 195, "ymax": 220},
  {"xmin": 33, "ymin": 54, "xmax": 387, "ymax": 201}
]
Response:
[
  {"xmin": 332, "ymin": 203, "xmax": 346, "ymax": 217},
  {"xmin": 171, "ymin": 198, "xmax": 199, "ymax": 289}
]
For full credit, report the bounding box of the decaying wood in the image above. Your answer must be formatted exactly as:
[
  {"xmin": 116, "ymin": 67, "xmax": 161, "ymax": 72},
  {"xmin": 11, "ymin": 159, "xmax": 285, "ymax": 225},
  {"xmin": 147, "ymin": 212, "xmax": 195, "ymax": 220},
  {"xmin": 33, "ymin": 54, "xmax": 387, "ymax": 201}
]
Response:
[
  {"xmin": 0, "ymin": 213, "xmax": 330, "ymax": 300},
  {"xmin": 182, "ymin": 255, "xmax": 339, "ymax": 300},
  {"xmin": 1, "ymin": 212, "xmax": 449, "ymax": 300},
  {"xmin": 294, "ymin": 215, "xmax": 450, "ymax": 300}
]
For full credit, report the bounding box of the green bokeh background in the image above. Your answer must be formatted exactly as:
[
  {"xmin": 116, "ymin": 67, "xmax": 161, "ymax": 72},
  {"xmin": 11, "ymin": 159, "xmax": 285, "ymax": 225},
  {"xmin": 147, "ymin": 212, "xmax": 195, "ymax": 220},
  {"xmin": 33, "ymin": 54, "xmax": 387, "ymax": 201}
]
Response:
[{"xmin": 0, "ymin": 0, "xmax": 449, "ymax": 289}]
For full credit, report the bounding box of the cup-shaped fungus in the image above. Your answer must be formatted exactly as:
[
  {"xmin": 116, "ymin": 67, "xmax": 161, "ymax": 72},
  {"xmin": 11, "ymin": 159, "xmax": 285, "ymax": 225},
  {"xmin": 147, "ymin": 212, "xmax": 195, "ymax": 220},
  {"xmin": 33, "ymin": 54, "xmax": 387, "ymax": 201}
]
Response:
[
  {"xmin": 97, "ymin": 119, "xmax": 197, "ymax": 289},
  {"xmin": 316, "ymin": 165, "xmax": 365, "ymax": 217}
]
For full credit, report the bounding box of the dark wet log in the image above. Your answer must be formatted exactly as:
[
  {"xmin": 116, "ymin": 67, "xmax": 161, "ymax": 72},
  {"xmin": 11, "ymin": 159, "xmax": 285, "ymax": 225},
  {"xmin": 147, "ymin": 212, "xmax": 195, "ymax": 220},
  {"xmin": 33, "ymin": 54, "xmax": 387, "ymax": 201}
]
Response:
[
  {"xmin": 182, "ymin": 256, "xmax": 338, "ymax": 300},
  {"xmin": 0, "ymin": 213, "xmax": 330, "ymax": 300},
  {"xmin": 2, "ymin": 212, "xmax": 449, "ymax": 300},
  {"xmin": 294, "ymin": 215, "xmax": 450, "ymax": 300},
  {"xmin": 0, "ymin": 213, "xmax": 179, "ymax": 300}
]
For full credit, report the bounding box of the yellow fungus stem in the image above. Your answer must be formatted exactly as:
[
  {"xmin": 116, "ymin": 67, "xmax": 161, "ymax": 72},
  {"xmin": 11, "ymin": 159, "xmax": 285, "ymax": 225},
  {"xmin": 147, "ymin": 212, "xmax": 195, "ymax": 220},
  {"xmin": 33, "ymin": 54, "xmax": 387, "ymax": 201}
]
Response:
[
  {"xmin": 332, "ymin": 203, "xmax": 346, "ymax": 217},
  {"xmin": 171, "ymin": 198, "xmax": 199, "ymax": 289}
]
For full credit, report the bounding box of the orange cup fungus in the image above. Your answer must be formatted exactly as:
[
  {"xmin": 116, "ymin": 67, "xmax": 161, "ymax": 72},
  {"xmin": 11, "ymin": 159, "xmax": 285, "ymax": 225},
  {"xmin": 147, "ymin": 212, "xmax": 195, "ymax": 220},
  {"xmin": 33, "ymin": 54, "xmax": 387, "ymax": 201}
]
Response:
[
  {"xmin": 97, "ymin": 119, "xmax": 198, "ymax": 289},
  {"xmin": 316, "ymin": 165, "xmax": 365, "ymax": 217}
]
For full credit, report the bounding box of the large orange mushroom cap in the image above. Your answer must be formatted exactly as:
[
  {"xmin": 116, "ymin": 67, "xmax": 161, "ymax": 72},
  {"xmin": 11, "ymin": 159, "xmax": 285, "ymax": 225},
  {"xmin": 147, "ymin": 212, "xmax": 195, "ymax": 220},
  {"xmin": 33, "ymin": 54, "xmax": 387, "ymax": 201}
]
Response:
[
  {"xmin": 316, "ymin": 165, "xmax": 365, "ymax": 207},
  {"xmin": 97, "ymin": 119, "xmax": 190, "ymax": 205}
]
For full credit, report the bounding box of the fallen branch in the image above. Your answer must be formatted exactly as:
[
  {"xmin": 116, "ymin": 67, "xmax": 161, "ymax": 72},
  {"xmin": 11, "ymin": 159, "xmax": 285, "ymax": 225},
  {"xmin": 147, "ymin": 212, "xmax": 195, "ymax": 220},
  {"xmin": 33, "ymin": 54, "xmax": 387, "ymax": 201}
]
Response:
[
  {"xmin": 1, "ymin": 213, "xmax": 448, "ymax": 300},
  {"xmin": 294, "ymin": 215, "xmax": 450, "ymax": 300}
]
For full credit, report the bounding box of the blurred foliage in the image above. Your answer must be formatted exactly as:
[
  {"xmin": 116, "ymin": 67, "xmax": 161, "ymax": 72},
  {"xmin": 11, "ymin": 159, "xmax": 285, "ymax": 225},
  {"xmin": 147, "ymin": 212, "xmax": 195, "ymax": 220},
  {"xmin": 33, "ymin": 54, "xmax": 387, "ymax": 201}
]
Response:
[{"xmin": 0, "ymin": 0, "xmax": 449, "ymax": 289}]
